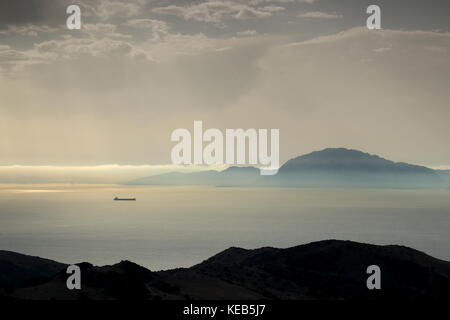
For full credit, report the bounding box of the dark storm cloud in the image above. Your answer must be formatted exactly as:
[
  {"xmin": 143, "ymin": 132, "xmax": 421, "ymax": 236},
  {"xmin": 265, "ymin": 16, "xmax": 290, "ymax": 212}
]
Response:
[
  {"xmin": 314, "ymin": 0, "xmax": 450, "ymax": 31},
  {"xmin": 0, "ymin": 0, "xmax": 69, "ymax": 28}
]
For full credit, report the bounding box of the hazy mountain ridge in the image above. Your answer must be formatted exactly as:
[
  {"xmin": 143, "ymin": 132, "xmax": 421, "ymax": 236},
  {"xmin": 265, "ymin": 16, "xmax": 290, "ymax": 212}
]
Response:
[
  {"xmin": 279, "ymin": 148, "xmax": 434, "ymax": 173},
  {"xmin": 436, "ymin": 170, "xmax": 450, "ymax": 186},
  {"xmin": 1, "ymin": 240, "xmax": 450, "ymax": 300},
  {"xmin": 126, "ymin": 148, "xmax": 444, "ymax": 188},
  {"xmin": 126, "ymin": 166, "xmax": 261, "ymax": 186}
]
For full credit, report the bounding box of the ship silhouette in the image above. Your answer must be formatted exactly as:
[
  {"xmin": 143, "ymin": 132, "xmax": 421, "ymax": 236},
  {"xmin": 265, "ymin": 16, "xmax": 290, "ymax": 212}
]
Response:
[{"xmin": 113, "ymin": 197, "xmax": 136, "ymax": 201}]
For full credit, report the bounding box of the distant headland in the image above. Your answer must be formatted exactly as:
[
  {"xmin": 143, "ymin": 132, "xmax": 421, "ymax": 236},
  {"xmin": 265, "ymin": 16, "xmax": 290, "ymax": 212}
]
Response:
[{"xmin": 127, "ymin": 148, "xmax": 450, "ymax": 188}]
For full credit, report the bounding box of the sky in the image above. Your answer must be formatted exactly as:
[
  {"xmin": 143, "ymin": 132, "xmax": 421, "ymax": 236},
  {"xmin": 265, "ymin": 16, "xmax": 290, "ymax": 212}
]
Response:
[{"xmin": 1, "ymin": 0, "xmax": 450, "ymax": 182}]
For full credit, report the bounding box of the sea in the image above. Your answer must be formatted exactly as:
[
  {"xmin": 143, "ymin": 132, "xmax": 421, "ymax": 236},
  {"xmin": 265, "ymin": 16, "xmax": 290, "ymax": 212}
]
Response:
[{"xmin": 0, "ymin": 184, "xmax": 449, "ymax": 270}]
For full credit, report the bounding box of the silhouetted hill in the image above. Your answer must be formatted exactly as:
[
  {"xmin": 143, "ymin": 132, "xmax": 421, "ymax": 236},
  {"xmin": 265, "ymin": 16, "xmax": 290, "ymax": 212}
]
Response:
[
  {"xmin": 0, "ymin": 250, "xmax": 66, "ymax": 290},
  {"xmin": 276, "ymin": 148, "xmax": 441, "ymax": 188},
  {"xmin": 190, "ymin": 240, "xmax": 450, "ymax": 299},
  {"xmin": 2, "ymin": 240, "xmax": 450, "ymax": 300},
  {"xmin": 5, "ymin": 260, "xmax": 177, "ymax": 300},
  {"xmin": 126, "ymin": 148, "xmax": 443, "ymax": 188}
]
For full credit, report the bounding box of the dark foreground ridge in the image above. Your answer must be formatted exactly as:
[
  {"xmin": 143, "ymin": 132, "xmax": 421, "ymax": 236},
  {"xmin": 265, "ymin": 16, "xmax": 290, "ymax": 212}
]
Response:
[{"xmin": 1, "ymin": 240, "xmax": 450, "ymax": 300}]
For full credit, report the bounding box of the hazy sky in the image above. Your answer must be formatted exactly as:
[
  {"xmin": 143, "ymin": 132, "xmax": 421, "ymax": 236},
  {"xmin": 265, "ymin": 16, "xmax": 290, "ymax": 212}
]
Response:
[{"xmin": 1, "ymin": 0, "xmax": 450, "ymax": 180}]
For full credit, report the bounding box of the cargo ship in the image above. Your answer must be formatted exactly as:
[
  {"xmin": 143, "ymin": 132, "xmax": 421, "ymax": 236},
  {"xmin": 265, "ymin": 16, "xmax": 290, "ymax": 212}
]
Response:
[{"xmin": 113, "ymin": 197, "xmax": 136, "ymax": 201}]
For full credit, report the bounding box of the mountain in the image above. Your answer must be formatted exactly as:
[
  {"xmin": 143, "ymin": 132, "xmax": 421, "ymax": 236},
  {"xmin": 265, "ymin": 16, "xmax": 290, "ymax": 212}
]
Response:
[
  {"xmin": 279, "ymin": 148, "xmax": 434, "ymax": 173},
  {"xmin": 126, "ymin": 148, "xmax": 443, "ymax": 188},
  {"xmin": 275, "ymin": 148, "xmax": 442, "ymax": 188},
  {"xmin": 1, "ymin": 240, "xmax": 450, "ymax": 300},
  {"xmin": 126, "ymin": 166, "xmax": 260, "ymax": 187},
  {"xmin": 436, "ymin": 170, "xmax": 450, "ymax": 186}
]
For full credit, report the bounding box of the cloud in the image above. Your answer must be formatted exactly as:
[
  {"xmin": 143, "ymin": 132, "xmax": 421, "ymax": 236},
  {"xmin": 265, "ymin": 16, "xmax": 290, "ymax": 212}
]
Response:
[
  {"xmin": 82, "ymin": 0, "xmax": 142, "ymax": 20},
  {"xmin": 83, "ymin": 23, "xmax": 132, "ymax": 39},
  {"xmin": 0, "ymin": 31, "xmax": 282, "ymax": 165},
  {"xmin": 298, "ymin": 11, "xmax": 342, "ymax": 19},
  {"xmin": 0, "ymin": 164, "xmax": 226, "ymax": 183},
  {"xmin": 34, "ymin": 37, "xmax": 142, "ymax": 60},
  {"xmin": 237, "ymin": 29, "xmax": 258, "ymax": 36},
  {"xmin": 125, "ymin": 19, "xmax": 168, "ymax": 31},
  {"xmin": 0, "ymin": 24, "xmax": 58, "ymax": 37},
  {"xmin": 124, "ymin": 19, "xmax": 170, "ymax": 40},
  {"xmin": 152, "ymin": 1, "xmax": 284, "ymax": 24},
  {"xmin": 0, "ymin": 45, "xmax": 28, "ymax": 62},
  {"xmin": 431, "ymin": 165, "xmax": 450, "ymax": 170},
  {"xmin": 226, "ymin": 27, "xmax": 450, "ymax": 165},
  {"xmin": 0, "ymin": 0, "xmax": 71, "ymax": 28},
  {"xmin": 2, "ymin": 16, "xmax": 450, "ymax": 168},
  {"xmin": 97, "ymin": 1, "xmax": 141, "ymax": 19},
  {"xmin": 249, "ymin": 0, "xmax": 318, "ymax": 3},
  {"xmin": 373, "ymin": 47, "xmax": 391, "ymax": 53},
  {"xmin": 0, "ymin": 45, "xmax": 31, "ymax": 76}
]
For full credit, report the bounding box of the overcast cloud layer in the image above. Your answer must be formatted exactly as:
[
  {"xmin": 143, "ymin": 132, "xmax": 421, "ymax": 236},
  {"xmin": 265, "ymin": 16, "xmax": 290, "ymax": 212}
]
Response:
[{"xmin": 1, "ymin": 0, "xmax": 450, "ymax": 179}]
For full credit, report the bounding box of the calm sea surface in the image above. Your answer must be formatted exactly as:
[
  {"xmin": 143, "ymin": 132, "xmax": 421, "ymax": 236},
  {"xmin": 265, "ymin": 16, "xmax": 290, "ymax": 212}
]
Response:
[{"xmin": 0, "ymin": 184, "xmax": 449, "ymax": 270}]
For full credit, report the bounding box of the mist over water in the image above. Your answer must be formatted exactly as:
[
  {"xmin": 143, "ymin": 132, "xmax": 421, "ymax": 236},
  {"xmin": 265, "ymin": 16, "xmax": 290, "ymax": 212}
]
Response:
[{"xmin": 0, "ymin": 184, "xmax": 449, "ymax": 271}]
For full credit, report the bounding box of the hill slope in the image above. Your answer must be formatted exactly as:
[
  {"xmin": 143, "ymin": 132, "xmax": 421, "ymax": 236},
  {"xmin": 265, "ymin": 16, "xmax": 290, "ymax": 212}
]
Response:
[
  {"xmin": 2, "ymin": 240, "xmax": 450, "ymax": 300},
  {"xmin": 0, "ymin": 250, "xmax": 66, "ymax": 289}
]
